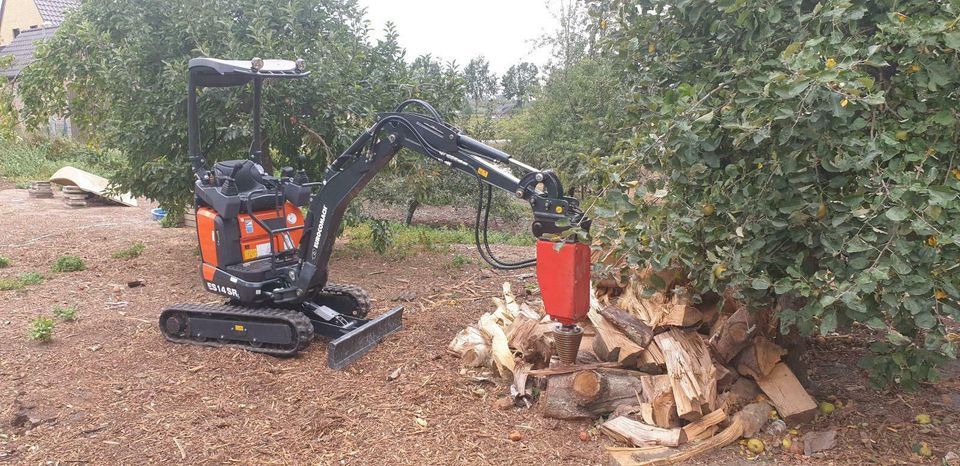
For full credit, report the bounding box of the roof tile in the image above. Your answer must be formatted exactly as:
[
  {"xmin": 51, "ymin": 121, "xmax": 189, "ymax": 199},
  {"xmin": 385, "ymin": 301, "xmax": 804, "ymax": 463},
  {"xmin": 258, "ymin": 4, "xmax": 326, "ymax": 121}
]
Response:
[{"xmin": 1, "ymin": 27, "xmax": 57, "ymax": 78}]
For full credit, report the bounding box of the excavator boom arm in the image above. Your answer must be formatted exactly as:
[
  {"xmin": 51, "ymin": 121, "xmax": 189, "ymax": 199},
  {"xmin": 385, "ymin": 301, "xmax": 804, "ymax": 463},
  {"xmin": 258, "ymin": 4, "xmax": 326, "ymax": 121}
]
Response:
[{"xmin": 291, "ymin": 100, "xmax": 591, "ymax": 299}]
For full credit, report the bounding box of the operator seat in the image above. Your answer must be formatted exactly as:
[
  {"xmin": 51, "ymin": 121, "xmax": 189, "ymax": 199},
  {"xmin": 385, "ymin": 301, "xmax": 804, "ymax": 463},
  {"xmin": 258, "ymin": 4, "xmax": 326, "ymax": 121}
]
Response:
[{"xmin": 213, "ymin": 160, "xmax": 280, "ymax": 212}]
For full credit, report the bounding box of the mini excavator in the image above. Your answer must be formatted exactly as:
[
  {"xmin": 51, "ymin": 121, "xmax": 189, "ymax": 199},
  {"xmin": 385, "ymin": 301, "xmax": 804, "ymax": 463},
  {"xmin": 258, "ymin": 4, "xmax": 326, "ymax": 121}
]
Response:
[{"xmin": 160, "ymin": 57, "xmax": 593, "ymax": 368}]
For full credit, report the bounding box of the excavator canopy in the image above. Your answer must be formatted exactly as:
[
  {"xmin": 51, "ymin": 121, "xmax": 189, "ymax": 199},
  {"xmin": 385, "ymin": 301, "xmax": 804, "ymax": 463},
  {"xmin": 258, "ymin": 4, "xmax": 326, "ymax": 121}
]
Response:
[{"xmin": 188, "ymin": 57, "xmax": 309, "ymax": 87}]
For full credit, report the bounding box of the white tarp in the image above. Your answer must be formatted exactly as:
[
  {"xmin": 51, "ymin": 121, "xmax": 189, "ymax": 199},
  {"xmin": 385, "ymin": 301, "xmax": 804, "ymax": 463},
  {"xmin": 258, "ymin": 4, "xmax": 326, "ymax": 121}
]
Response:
[{"xmin": 49, "ymin": 166, "xmax": 138, "ymax": 207}]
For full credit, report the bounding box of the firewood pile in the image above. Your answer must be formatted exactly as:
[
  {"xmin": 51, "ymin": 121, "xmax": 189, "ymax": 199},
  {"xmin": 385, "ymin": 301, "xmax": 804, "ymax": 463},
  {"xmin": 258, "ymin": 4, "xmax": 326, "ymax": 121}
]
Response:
[{"xmin": 449, "ymin": 270, "xmax": 818, "ymax": 465}]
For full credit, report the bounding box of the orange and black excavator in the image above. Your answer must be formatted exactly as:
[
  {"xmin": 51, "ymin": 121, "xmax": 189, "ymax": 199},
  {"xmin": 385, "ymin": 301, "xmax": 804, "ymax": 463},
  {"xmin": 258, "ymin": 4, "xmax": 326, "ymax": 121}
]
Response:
[{"xmin": 160, "ymin": 57, "xmax": 592, "ymax": 368}]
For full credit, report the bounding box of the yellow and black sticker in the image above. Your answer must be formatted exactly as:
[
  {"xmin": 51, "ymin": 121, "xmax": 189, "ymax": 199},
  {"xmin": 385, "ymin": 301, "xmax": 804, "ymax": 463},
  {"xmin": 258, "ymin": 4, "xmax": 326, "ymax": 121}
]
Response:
[
  {"xmin": 242, "ymin": 248, "xmax": 257, "ymax": 261},
  {"xmin": 233, "ymin": 324, "xmax": 246, "ymax": 332},
  {"xmin": 477, "ymin": 167, "xmax": 489, "ymax": 178}
]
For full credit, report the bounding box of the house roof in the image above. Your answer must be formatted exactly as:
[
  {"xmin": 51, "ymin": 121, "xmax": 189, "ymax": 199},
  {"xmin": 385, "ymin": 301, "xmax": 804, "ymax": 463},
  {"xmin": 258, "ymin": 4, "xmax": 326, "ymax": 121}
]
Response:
[
  {"xmin": 34, "ymin": 0, "xmax": 80, "ymax": 24},
  {"xmin": 1, "ymin": 26, "xmax": 56, "ymax": 78}
]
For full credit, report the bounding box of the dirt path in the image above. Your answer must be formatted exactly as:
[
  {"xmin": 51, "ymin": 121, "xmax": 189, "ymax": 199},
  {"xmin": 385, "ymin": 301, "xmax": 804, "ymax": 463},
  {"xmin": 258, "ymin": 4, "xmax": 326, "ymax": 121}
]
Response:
[{"xmin": 0, "ymin": 188, "xmax": 958, "ymax": 465}]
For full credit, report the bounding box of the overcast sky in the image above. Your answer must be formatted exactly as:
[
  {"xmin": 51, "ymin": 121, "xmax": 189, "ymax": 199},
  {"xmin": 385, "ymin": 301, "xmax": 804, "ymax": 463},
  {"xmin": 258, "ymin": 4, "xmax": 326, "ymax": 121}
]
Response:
[{"xmin": 357, "ymin": 0, "xmax": 558, "ymax": 74}]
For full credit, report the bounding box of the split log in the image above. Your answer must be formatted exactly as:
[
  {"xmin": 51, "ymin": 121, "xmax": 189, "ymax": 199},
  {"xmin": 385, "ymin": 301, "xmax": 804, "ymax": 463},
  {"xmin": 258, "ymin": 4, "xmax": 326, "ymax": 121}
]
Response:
[
  {"xmin": 541, "ymin": 368, "xmax": 645, "ymax": 420},
  {"xmin": 478, "ymin": 313, "xmax": 515, "ymax": 376},
  {"xmin": 601, "ymin": 416, "xmax": 687, "ymax": 447},
  {"xmin": 588, "ymin": 308, "xmax": 645, "ymax": 367},
  {"xmin": 733, "ymin": 336, "xmax": 785, "ymax": 379},
  {"xmin": 599, "ymin": 305, "xmax": 654, "ymax": 347},
  {"xmin": 447, "ymin": 326, "xmax": 490, "ymax": 367},
  {"xmin": 655, "ymin": 329, "xmax": 717, "ymax": 421},
  {"xmin": 511, "ymin": 362, "xmax": 532, "ymax": 407},
  {"xmin": 709, "ymin": 305, "xmax": 753, "ymax": 363},
  {"xmin": 639, "ymin": 375, "xmax": 680, "ymax": 428},
  {"xmin": 608, "ymin": 415, "xmax": 745, "ymax": 466},
  {"xmin": 505, "ymin": 312, "xmax": 554, "ymax": 366},
  {"xmin": 755, "ymin": 362, "xmax": 817, "ymax": 425},
  {"xmin": 713, "ymin": 361, "xmax": 738, "ymax": 392},
  {"xmin": 682, "ymin": 409, "xmax": 726, "ymax": 440},
  {"xmin": 629, "ymin": 294, "xmax": 703, "ymax": 328}
]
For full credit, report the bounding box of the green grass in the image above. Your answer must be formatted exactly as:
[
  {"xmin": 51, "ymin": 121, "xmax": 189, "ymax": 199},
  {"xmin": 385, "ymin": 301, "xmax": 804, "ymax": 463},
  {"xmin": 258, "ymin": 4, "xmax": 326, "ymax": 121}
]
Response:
[
  {"xmin": 112, "ymin": 242, "xmax": 145, "ymax": 259},
  {"xmin": 0, "ymin": 256, "xmax": 9, "ymax": 268},
  {"xmin": 447, "ymin": 254, "xmax": 473, "ymax": 269},
  {"xmin": 0, "ymin": 271, "xmax": 43, "ymax": 291},
  {"xmin": 341, "ymin": 220, "xmax": 534, "ymax": 259},
  {"xmin": 28, "ymin": 316, "xmax": 55, "ymax": 342},
  {"xmin": 19, "ymin": 271, "xmax": 43, "ymax": 285},
  {"xmin": 53, "ymin": 305, "xmax": 78, "ymax": 321},
  {"xmin": 51, "ymin": 255, "xmax": 85, "ymax": 273}
]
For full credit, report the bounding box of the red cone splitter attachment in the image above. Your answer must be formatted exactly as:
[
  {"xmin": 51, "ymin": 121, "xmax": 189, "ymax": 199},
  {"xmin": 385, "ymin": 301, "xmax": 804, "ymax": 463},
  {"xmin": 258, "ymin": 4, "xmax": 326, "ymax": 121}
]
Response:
[{"xmin": 536, "ymin": 240, "xmax": 591, "ymax": 364}]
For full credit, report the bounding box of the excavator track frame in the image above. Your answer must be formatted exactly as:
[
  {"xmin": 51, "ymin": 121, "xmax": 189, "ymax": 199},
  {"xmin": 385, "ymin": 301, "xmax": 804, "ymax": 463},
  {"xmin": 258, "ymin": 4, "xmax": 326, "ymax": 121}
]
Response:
[{"xmin": 159, "ymin": 303, "xmax": 314, "ymax": 356}]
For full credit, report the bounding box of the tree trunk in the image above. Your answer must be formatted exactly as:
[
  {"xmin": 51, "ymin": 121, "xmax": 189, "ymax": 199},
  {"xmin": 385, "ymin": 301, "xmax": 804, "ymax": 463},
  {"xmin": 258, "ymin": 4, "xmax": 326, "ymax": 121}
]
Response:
[{"xmin": 405, "ymin": 199, "xmax": 419, "ymax": 226}]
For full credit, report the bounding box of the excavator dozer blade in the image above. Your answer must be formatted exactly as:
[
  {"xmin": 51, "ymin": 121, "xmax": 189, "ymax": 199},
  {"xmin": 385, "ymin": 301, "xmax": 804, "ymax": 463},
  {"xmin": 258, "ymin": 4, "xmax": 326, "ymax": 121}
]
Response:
[{"xmin": 327, "ymin": 306, "xmax": 404, "ymax": 369}]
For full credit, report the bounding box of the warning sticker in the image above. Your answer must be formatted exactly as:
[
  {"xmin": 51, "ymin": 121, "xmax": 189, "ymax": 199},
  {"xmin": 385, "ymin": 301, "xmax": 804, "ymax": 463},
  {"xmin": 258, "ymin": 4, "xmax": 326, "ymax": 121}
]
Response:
[
  {"xmin": 245, "ymin": 220, "xmax": 254, "ymax": 234},
  {"xmin": 242, "ymin": 248, "xmax": 257, "ymax": 261},
  {"xmin": 256, "ymin": 242, "xmax": 272, "ymax": 258}
]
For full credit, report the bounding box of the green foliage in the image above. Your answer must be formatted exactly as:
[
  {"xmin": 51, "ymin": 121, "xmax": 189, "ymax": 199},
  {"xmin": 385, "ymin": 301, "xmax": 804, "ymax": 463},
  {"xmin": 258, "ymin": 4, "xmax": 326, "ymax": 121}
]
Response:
[
  {"xmin": 464, "ymin": 56, "xmax": 499, "ymax": 109},
  {"xmin": 51, "ymin": 255, "xmax": 85, "ymax": 273},
  {"xmin": 29, "ymin": 316, "xmax": 55, "ymax": 342},
  {"xmin": 17, "ymin": 1, "xmax": 463, "ymax": 212},
  {"xmin": 18, "ymin": 272, "xmax": 43, "ymax": 286},
  {"xmin": 0, "ymin": 56, "xmax": 20, "ymax": 140},
  {"xmin": 53, "ymin": 305, "xmax": 78, "ymax": 322},
  {"xmin": 0, "ymin": 138, "xmax": 124, "ymax": 182},
  {"xmin": 0, "ymin": 278, "xmax": 22, "ymax": 291},
  {"xmin": 370, "ymin": 219, "xmax": 394, "ymax": 255},
  {"xmin": 504, "ymin": 57, "xmax": 628, "ymax": 190},
  {"xmin": 448, "ymin": 254, "xmax": 473, "ymax": 269},
  {"xmin": 160, "ymin": 212, "xmax": 183, "ymax": 229},
  {"xmin": 590, "ymin": 0, "xmax": 960, "ymax": 387},
  {"xmin": 0, "ymin": 272, "xmax": 44, "ymax": 291},
  {"xmin": 343, "ymin": 220, "xmax": 533, "ymax": 258},
  {"xmin": 112, "ymin": 242, "xmax": 145, "ymax": 259},
  {"xmin": 0, "ymin": 256, "xmax": 9, "ymax": 268},
  {"xmin": 501, "ymin": 63, "xmax": 540, "ymax": 107}
]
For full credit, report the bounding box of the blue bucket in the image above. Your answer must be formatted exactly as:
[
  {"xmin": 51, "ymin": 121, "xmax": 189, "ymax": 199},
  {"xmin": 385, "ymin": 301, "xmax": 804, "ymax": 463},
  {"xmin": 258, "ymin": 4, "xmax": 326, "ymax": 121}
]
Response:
[{"xmin": 151, "ymin": 208, "xmax": 167, "ymax": 222}]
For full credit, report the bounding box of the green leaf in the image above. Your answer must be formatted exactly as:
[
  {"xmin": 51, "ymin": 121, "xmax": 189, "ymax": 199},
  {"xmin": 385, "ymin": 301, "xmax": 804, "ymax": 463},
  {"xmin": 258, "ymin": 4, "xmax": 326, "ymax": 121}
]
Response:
[
  {"xmin": 846, "ymin": 238, "xmax": 873, "ymax": 253},
  {"xmin": 820, "ymin": 310, "xmax": 837, "ymax": 334},
  {"xmin": 914, "ymin": 312, "xmax": 937, "ymax": 330},
  {"xmin": 886, "ymin": 330, "xmax": 911, "ymax": 346},
  {"xmin": 884, "ymin": 206, "xmax": 909, "ymax": 222},
  {"xmin": 928, "ymin": 186, "xmax": 957, "ymax": 206},
  {"xmin": 931, "ymin": 110, "xmax": 955, "ymax": 126},
  {"xmin": 945, "ymin": 31, "xmax": 960, "ymax": 49},
  {"xmin": 751, "ymin": 277, "xmax": 771, "ymax": 290},
  {"xmin": 775, "ymin": 81, "xmax": 810, "ymax": 99}
]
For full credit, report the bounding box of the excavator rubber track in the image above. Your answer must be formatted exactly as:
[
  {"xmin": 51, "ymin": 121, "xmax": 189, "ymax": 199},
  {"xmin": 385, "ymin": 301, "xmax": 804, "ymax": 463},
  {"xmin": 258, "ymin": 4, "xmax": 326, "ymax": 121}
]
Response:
[
  {"xmin": 159, "ymin": 303, "xmax": 314, "ymax": 356},
  {"xmin": 316, "ymin": 282, "xmax": 371, "ymax": 318}
]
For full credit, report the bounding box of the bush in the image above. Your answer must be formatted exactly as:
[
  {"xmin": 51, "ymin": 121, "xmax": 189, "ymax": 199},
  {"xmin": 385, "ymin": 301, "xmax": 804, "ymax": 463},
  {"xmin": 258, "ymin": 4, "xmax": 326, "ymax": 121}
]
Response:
[
  {"xmin": 53, "ymin": 305, "xmax": 78, "ymax": 321},
  {"xmin": 594, "ymin": 0, "xmax": 960, "ymax": 388},
  {"xmin": 370, "ymin": 219, "xmax": 393, "ymax": 255},
  {"xmin": 112, "ymin": 242, "xmax": 145, "ymax": 259},
  {"xmin": 28, "ymin": 316, "xmax": 54, "ymax": 342},
  {"xmin": 51, "ymin": 255, "xmax": 85, "ymax": 273},
  {"xmin": 0, "ymin": 256, "xmax": 9, "ymax": 268}
]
